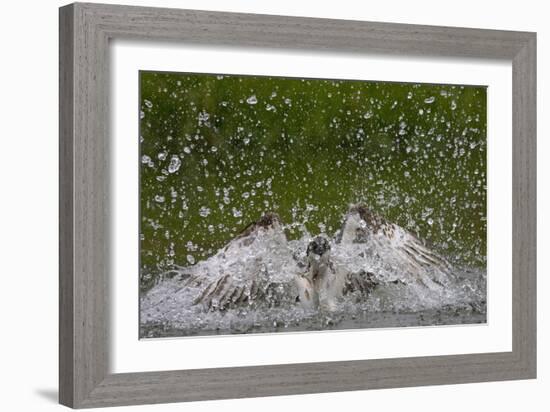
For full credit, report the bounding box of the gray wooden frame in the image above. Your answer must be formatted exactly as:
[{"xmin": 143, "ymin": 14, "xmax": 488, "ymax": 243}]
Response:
[{"xmin": 59, "ymin": 2, "xmax": 536, "ymax": 408}]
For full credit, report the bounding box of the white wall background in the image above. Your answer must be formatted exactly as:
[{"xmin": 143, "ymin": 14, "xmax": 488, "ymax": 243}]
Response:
[{"xmin": 0, "ymin": 0, "xmax": 546, "ymax": 411}]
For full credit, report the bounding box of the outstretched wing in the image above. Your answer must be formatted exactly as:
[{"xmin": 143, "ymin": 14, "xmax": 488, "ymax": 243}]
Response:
[
  {"xmin": 192, "ymin": 269, "xmax": 296, "ymax": 311},
  {"xmin": 171, "ymin": 212, "xmax": 299, "ymax": 311},
  {"xmin": 336, "ymin": 204, "xmax": 453, "ymax": 289}
]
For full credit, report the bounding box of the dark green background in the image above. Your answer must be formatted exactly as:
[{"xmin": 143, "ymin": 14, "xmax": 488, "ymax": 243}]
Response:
[{"xmin": 139, "ymin": 71, "xmax": 487, "ymax": 290}]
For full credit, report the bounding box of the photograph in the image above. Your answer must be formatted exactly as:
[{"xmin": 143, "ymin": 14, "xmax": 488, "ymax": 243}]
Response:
[{"xmin": 138, "ymin": 71, "xmax": 488, "ymax": 338}]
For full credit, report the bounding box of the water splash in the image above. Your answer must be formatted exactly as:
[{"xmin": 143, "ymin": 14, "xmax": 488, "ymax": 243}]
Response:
[{"xmin": 140, "ymin": 208, "xmax": 486, "ymax": 338}]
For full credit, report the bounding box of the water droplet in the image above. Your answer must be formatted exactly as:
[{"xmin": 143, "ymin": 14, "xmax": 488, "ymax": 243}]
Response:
[
  {"xmin": 198, "ymin": 111, "xmax": 210, "ymax": 126},
  {"xmin": 141, "ymin": 155, "xmax": 151, "ymax": 164},
  {"xmin": 246, "ymin": 95, "xmax": 258, "ymax": 105},
  {"xmin": 363, "ymin": 111, "xmax": 373, "ymax": 119},
  {"xmin": 168, "ymin": 155, "xmax": 181, "ymax": 173},
  {"xmin": 154, "ymin": 195, "xmax": 165, "ymax": 203},
  {"xmin": 199, "ymin": 206, "xmax": 211, "ymax": 217},
  {"xmin": 211, "ymin": 146, "xmax": 218, "ymax": 153},
  {"xmin": 183, "ymin": 146, "xmax": 191, "ymax": 154},
  {"xmin": 422, "ymin": 207, "xmax": 434, "ymax": 219},
  {"xmin": 232, "ymin": 208, "xmax": 243, "ymax": 218},
  {"xmin": 186, "ymin": 255, "xmax": 195, "ymax": 264},
  {"xmin": 144, "ymin": 99, "xmax": 153, "ymax": 108},
  {"xmin": 451, "ymin": 100, "xmax": 457, "ymax": 110},
  {"xmin": 424, "ymin": 96, "xmax": 435, "ymax": 104},
  {"xmin": 427, "ymin": 218, "xmax": 434, "ymax": 225}
]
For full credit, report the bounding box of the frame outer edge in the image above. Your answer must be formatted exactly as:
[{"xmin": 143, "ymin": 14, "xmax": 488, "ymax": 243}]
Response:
[
  {"xmin": 59, "ymin": 3, "xmax": 75, "ymax": 408},
  {"xmin": 78, "ymin": 2, "xmax": 529, "ymax": 59},
  {"xmin": 61, "ymin": 3, "xmax": 111, "ymax": 408},
  {"xmin": 512, "ymin": 33, "xmax": 537, "ymax": 377},
  {"xmin": 79, "ymin": 1, "xmax": 110, "ymax": 407}
]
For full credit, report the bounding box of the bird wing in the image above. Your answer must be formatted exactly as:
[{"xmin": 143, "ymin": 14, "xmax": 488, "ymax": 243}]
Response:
[
  {"xmin": 192, "ymin": 268, "xmax": 297, "ymax": 311},
  {"xmin": 171, "ymin": 213, "xmax": 300, "ymax": 311},
  {"xmin": 336, "ymin": 205, "xmax": 453, "ymax": 289},
  {"xmin": 372, "ymin": 224, "xmax": 454, "ymax": 288}
]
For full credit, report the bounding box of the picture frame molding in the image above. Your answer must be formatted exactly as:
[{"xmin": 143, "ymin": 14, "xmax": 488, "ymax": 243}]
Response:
[{"xmin": 59, "ymin": 2, "xmax": 536, "ymax": 408}]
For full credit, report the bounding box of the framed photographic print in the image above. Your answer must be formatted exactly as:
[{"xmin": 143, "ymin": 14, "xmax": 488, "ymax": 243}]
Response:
[{"xmin": 59, "ymin": 2, "xmax": 536, "ymax": 408}]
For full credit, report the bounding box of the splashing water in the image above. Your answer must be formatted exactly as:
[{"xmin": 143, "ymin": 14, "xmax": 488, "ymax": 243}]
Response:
[{"xmin": 140, "ymin": 209, "xmax": 486, "ymax": 338}]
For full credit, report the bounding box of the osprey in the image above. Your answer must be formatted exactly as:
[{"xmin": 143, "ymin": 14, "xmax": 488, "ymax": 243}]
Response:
[{"xmin": 161, "ymin": 205, "xmax": 453, "ymax": 312}]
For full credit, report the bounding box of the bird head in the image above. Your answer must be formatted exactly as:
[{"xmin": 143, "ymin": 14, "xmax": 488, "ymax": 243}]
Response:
[{"xmin": 306, "ymin": 236, "xmax": 331, "ymax": 267}]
